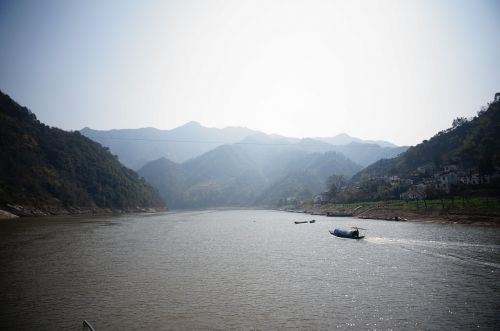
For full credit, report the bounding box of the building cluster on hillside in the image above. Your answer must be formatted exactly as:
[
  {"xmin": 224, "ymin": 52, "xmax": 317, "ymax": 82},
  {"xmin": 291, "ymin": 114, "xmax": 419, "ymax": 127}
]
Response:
[
  {"xmin": 398, "ymin": 164, "xmax": 499, "ymax": 199},
  {"xmin": 312, "ymin": 93, "xmax": 500, "ymax": 205},
  {"xmin": 309, "ymin": 163, "xmax": 500, "ymax": 205}
]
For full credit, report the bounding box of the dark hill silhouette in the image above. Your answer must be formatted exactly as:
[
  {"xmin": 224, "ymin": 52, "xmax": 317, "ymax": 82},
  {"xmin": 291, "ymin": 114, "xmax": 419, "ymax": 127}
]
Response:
[
  {"xmin": 334, "ymin": 98, "xmax": 500, "ymax": 203},
  {"xmin": 353, "ymin": 100, "xmax": 500, "ymax": 182},
  {"xmin": 0, "ymin": 91, "xmax": 165, "ymax": 216}
]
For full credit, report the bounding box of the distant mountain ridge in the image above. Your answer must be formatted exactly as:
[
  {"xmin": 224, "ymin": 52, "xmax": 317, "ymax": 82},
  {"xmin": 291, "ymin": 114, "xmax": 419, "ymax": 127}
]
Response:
[
  {"xmin": 0, "ymin": 91, "xmax": 165, "ymax": 216},
  {"xmin": 81, "ymin": 123, "xmax": 406, "ymax": 169},
  {"xmin": 328, "ymin": 142, "xmax": 408, "ymax": 168},
  {"xmin": 314, "ymin": 133, "xmax": 398, "ymax": 148},
  {"xmin": 81, "ymin": 122, "xmax": 262, "ymax": 169},
  {"xmin": 79, "ymin": 120, "xmax": 407, "ymax": 209}
]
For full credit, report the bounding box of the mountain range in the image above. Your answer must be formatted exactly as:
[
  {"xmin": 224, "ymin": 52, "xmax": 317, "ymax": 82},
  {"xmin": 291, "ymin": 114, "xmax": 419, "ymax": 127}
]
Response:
[
  {"xmin": 81, "ymin": 119, "xmax": 407, "ymax": 209},
  {"xmin": 81, "ymin": 122, "xmax": 407, "ymax": 170},
  {"xmin": 81, "ymin": 122, "xmax": 262, "ymax": 169}
]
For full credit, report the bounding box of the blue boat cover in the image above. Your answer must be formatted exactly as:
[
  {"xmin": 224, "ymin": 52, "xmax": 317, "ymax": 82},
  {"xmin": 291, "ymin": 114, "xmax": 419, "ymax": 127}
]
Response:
[{"xmin": 333, "ymin": 228, "xmax": 355, "ymax": 238}]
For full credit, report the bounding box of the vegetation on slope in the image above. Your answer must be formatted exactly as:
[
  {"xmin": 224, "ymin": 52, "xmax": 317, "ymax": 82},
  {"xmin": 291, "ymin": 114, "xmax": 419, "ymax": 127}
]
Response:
[
  {"xmin": 325, "ymin": 99, "xmax": 500, "ymax": 203},
  {"xmin": 0, "ymin": 91, "xmax": 165, "ymax": 215},
  {"xmin": 353, "ymin": 101, "xmax": 500, "ymax": 181}
]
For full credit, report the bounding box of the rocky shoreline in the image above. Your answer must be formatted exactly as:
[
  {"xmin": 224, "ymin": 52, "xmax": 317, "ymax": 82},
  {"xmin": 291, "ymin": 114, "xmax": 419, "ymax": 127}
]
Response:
[
  {"xmin": 355, "ymin": 207, "xmax": 500, "ymax": 226},
  {"xmin": 286, "ymin": 206, "xmax": 500, "ymax": 226},
  {"xmin": 0, "ymin": 204, "xmax": 168, "ymax": 219}
]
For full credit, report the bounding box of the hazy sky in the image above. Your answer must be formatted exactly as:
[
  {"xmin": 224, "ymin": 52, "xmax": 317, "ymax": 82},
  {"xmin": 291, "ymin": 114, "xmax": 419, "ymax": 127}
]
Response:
[{"xmin": 1, "ymin": 0, "xmax": 499, "ymax": 146}]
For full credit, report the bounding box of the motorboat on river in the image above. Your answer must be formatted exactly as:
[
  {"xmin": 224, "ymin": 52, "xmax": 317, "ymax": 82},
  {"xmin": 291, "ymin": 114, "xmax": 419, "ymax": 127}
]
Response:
[{"xmin": 329, "ymin": 227, "xmax": 366, "ymax": 239}]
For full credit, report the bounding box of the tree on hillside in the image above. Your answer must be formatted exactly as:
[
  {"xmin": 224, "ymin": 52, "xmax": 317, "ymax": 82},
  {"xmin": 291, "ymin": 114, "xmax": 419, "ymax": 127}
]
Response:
[
  {"xmin": 452, "ymin": 117, "xmax": 468, "ymax": 129},
  {"xmin": 326, "ymin": 175, "xmax": 346, "ymax": 199}
]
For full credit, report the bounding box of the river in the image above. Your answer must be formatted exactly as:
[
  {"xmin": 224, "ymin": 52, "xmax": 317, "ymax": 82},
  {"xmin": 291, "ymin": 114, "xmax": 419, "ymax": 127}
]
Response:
[{"xmin": 0, "ymin": 210, "xmax": 499, "ymax": 330}]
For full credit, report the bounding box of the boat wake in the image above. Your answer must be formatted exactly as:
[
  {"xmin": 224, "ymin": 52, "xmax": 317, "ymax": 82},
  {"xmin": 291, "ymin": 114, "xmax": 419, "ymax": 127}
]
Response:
[{"xmin": 366, "ymin": 237, "xmax": 500, "ymax": 269}]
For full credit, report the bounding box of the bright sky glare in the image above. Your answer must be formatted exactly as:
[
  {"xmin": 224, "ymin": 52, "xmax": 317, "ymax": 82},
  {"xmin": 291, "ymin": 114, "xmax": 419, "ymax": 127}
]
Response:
[{"xmin": 0, "ymin": 0, "xmax": 499, "ymax": 146}]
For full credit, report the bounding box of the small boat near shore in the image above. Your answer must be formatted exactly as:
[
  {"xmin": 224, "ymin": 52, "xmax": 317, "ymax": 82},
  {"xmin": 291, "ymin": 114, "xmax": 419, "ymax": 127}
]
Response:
[
  {"xmin": 294, "ymin": 221, "xmax": 308, "ymax": 224},
  {"xmin": 329, "ymin": 227, "xmax": 366, "ymax": 239},
  {"xmin": 294, "ymin": 220, "xmax": 317, "ymax": 224}
]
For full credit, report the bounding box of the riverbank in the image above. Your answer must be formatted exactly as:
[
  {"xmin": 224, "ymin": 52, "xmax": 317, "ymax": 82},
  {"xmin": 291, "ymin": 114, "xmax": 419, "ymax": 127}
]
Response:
[
  {"xmin": 355, "ymin": 207, "xmax": 500, "ymax": 226},
  {"xmin": 0, "ymin": 204, "xmax": 168, "ymax": 219},
  {"xmin": 291, "ymin": 201, "xmax": 500, "ymax": 226}
]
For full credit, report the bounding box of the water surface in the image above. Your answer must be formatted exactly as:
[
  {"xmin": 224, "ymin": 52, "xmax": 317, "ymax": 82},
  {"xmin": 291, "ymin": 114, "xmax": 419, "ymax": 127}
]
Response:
[{"xmin": 0, "ymin": 210, "xmax": 499, "ymax": 330}]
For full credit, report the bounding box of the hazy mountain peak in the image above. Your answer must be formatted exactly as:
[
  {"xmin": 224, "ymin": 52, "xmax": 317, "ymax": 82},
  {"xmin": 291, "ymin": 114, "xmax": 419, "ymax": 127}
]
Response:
[
  {"xmin": 181, "ymin": 121, "xmax": 202, "ymax": 127},
  {"xmin": 331, "ymin": 133, "xmax": 356, "ymax": 145},
  {"xmin": 171, "ymin": 121, "xmax": 203, "ymax": 132},
  {"xmin": 82, "ymin": 121, "xmax": 406, "ymax": 169},
  {"xmin": 315, "ymin": 133, "xmax": 398, "ymax": 148}
]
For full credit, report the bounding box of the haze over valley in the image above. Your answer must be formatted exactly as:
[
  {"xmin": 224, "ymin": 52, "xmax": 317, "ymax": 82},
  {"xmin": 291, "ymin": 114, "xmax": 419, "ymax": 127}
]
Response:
[
  {"xmin": 81, "ymin": 122, "xmax": 407, "ymax": 208},
  {"xmin": 1, "ymin": 1, "xmax": 500, "ymax": 330},
  {"xmin": 81, "ymin": 122, "xmax": 407, "ymax": 169}
]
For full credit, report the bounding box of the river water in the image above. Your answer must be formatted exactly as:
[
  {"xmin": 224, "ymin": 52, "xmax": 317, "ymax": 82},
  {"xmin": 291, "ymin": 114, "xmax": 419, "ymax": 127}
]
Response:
[{"xmin": 0, "ymin": 210, "xmax": 499, "ymax": 330}]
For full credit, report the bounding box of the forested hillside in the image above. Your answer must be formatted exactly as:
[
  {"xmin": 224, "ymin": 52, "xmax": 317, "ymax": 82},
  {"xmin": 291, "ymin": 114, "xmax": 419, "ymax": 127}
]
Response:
[
  {"xmin": 0, "ymin": 91, "xmax": 165, "ymax": 216},
  {"xmin": 326, "ymin": 99, "xmax": 500, "ymax": 203},
  {"xmin": 139, "ymin": 143, "xmax": 362, "ymax": 209},
  {"xmin": 353, "ymin": 101, "xmax": 500, "ymax": 181}
]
